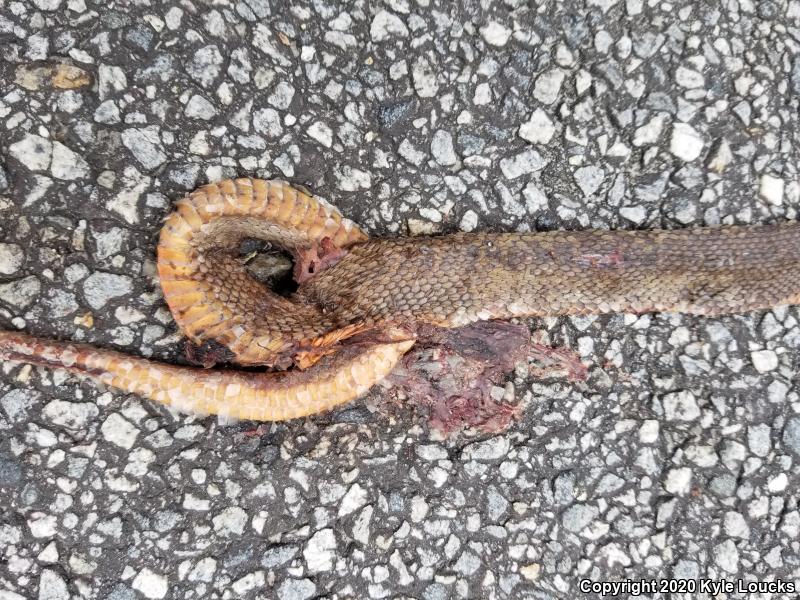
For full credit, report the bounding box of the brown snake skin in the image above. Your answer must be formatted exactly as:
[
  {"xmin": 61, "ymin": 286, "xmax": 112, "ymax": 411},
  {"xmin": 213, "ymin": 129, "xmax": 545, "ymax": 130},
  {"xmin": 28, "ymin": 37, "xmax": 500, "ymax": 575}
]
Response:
[{"xmin": 1, "ymin": 178, "xmax": 799, "ymax": 421}]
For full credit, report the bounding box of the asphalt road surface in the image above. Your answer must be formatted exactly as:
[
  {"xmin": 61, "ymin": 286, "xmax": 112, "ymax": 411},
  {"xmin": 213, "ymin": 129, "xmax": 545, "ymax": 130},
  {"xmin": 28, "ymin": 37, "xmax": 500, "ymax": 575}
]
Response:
[{"xmin": 1, "ymin": 1, "xmax": 799, "ymax": 599}]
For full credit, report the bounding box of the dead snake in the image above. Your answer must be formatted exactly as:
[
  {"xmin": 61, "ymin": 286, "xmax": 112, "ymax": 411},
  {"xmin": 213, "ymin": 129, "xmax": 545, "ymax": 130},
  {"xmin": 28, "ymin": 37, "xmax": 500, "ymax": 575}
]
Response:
[{"xmin": 1, "ymin": 178, "xmax": 799, "ymax": 421}]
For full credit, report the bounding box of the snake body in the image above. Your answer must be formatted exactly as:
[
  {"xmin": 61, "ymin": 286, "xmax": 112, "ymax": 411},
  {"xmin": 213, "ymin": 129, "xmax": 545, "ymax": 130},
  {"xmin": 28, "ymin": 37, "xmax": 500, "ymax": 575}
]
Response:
[{"xmin": 2, "ymin": 178, "xmax": 799, "ymax": 421}]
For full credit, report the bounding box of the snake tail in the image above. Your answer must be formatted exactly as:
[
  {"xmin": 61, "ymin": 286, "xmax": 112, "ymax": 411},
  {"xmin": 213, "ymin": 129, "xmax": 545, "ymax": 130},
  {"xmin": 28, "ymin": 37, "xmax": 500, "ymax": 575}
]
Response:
[{"xmin": 0, "ymin": 330, "xmax": 414, "ymax": 421}]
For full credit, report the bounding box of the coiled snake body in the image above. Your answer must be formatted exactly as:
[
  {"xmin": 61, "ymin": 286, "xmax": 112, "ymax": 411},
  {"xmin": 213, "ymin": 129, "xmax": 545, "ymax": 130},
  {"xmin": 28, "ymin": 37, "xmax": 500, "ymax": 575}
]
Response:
[{"xmin": 2, "ymin": 178, "xmax": 799, "ymax": 421}]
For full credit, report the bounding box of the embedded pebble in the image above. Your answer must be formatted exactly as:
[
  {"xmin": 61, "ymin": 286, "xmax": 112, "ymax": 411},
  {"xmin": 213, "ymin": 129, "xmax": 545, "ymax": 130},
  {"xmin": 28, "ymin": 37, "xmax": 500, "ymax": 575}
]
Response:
[
  {"xmin": 42, "ymin": 400, "xmax": 99, "ymax": 430},
  {"xmin": 213, "ymin": 507, "xmax": 247, "ymax": 536},
  {"xmin": 307, "ymin": 121, "xmax": 333, "ymax": 148},
  {"xmin": 184, "ymin": 95, "xmax": 217, "ymax": 120},
  {"xmin": 574, "ymin": 165, "xmax": 604, "ymax": 196},
  {"xmin": 533, "ymin": 69, "xmax": 565, "ymax": 104},
  {"xmin": 304, "ymin": 529, "xmax": 337, "ymax": 573},
  {"xmin": 499, "ymin": 148, "xmax": 546, "ymax": 179},
  {"xmin": 518, "ymin": 109, "xmax": 555, "ymax": 144},
  {"xmin": 51, "ymin": 141, "xmax": 90, "ymax": 180},
  {"xmin": 480, "ymin": 22, "xmax": 511, "ymax": 47},
  {"xmin": 38, "ymin": 569, "xmax": 68, "ymax": 600},
  {"xmin": 670, "ymin": 123, "xmax": 705, "ymax": 161},
  {"xmin": 0, "ymin": 276, "xmax": 41, "ymax": 309},
  {"xmin": 121, "ymin": 128, "xmax": 167, "ymax": 170},
  {"xmin": 430, "ymin": 130, "xmax": 457, "ymax": 166},
  {"xmin": 662, "ymin": 390, "xmax": 700, "ymax": 421},
  {"xmin": 0, "ymin": 243, "xmax": 24, "ymax": 275},
  {"xmin": 132, "ymin": 568, "xmax": 168, "ymax": 599},
  {"xmin": 100, "ymin": 414, "xmax": 139, "ymax": 449},
  {"xmin": 186, "ymin": 45, "xmax": 223, "ymax": 87},
  {"xmin": 751, "ymin": 349, "xmax": 778, "ymax": 373},
  {"xmin": 82, "ymin": 272, "xmax": 133, "ymax": 310},
  {"xmin": 371, "ymin": 11, "xmax": 408, "ymax": 41},
  {"xmin": 759, "ymin": 174, "xmax": 784, "ymax": 206},
  {"xmin": 9, "ymin": 134, "xmax": 52, "ymax": 171}
]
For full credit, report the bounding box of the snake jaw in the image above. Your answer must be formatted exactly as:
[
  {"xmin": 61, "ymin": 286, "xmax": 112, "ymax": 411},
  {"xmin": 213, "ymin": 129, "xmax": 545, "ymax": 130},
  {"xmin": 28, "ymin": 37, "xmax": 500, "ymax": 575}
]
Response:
[
  {"xmin": 292, "ymin": 236, "xmax": 351, "ymax": 284},
  {"xmin": 292, "ymin": 323, "xmax": 416, "ymax": 370}
]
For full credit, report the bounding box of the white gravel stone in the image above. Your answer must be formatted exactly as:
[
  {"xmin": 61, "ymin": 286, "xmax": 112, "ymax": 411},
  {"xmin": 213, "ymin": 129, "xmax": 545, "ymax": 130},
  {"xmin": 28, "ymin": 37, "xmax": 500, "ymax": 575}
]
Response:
[
  {"xmin": 98, "ymin": 65, "xmax": 127, "ymax": 100},
  {"xmin": 759, "ymin": 174, "xmax": 784, "ymax": 206},
  {"xmin": 533, "ymin": 69, "xmax": 565, "ymax": 104},
  {"xmin": 454, "ymin": 551, "xmax": 482, "ymax": 575},
  {"xmin": 370, "ymin": 10, "xmax": 408, "ymax": 41},
  {"xmin": 38, "ymin": 569, "xmax": 68, "ymax": 600},
  {"xmin": 184, "ymin": 94, "xmax": 217, "ymax": 120},
  {"xmin": 632, "ymin": 115, "xmax": 665, "ymax": 146},
  {"xmin": 9, "ymin": 134, "xmax": 52, "ymax": 171},
  {"xmin": 574, "ymin": 165, "xmax": 604, "ymax": 196},
  {"xmin": 82, "ymin": 272, "xmax": 133, "ymax": 309},
  {"xmin": 0, "ymin": 275, "xmax": 41, "ymax": 309},
  {"xmin": 42, "ymin": 400, "xmax": 99, "ymax": 430},
  {"xmin": 724, "ymin": 512, "xmax": 750, "ymax": 539},
  {"xmin": 619, "ymin": 205, "xmax": 647, "ymax": 224},
  {"xmin": 38, "ymin": 542, "xmax": 59, "ymax": 563},
  {"xmin": 480, "ymin": 22, "xmax": 511, "ymax": 46},
  {"xmin": 2, "ymin": 389, "xmax": 39, "ymax": 423},
  {"xmin": 751, "ymin": 349, "xmax": 778, "ymax": 373},
  {"xmin": 707, "ymin": 139, "xmax": 733, "ymax": 174},
  {"xmin": 473, "ymin": 82, "xmax": 492, "ymax": 105},
  {"xmin": 92, "ymin": 227, "xmax": 128, "ymax": 260},
  {"xmin": 588, "ymin": 0, "xmax": 620, "ymax": 11},
  {"xmin": 213, "ymin": 506, "xmax": 247, "ymax": 536},
  {"xmin": 562, "ymin": 503, "xmax": 598, "ymax": 532},
  {"xmin": 675, "ymin": 66, "xmax": 705, "ymax": 88},
  {"xmin": 639, "ymin": 420, "xmax": 659, "ymax": 443},
  {"xmin": 28, "ymin": 513, "xmax": 57, "ymax": 538},
  {"xmin": 685, "ymin": 444, "xmax": 717, "ymax": 468},
  {"xmin": 519, "ymin": 109, "xmax": 555, "ymax": 144},
  {"xmin": 662, "ymin": 390, "xmax": 700, "ymax": 421},
  {"xmin": 188, "ymin": 558, "xmax": 217, "ymax": 582},
  {"xmin": 338, "ymin": 483, "xmax": 368, "ymax": 516},
  {"xmin": 0, "ymin": 243, "xmax": 23, "ymax": 275},
  {"xmin": 268, "ymin": 81, "xmax": 295, "ymax": 110},
  {"xmin": 431, "ymin": 130, "xmax": 457, "ymax": 166},
  {"xmin": 334, "ymin": 165, "xmax": 371, "ymax": 191},
  {"xmin": 747, "ymin": 423, "xmax": 771, "ymax": 457},
  {"xmin": 253, "ymin": 108, "xmax": 282, "ymax": 138},
  {"xmin": 132, "ymin": 568, "xmax": 168, "ymax": 599},
  {"xmin": 462, "ymin": 436, "xmax": 510, "ymax": 461},
  {"xmin": 460, "ymin": 210, "xmax": 478, "ymax": 232},
  {"xmin": 51, "ymin": 141, "xmax": 90, "ymax": 180},
  {"xmin": 768, "ymin": 473, "xmax": 788, "ymax": 492},
  {"xmin": 186, "ymin": 45, "xmax": 223, "ymax": 87},
  {"xmin": 304, "ymin": 529, "xmax": 336, "ymax": 573},
  {"xmin": 499, "ymin": 148, "xmax": 546, "ymax": 179},
  {"xmin": 32, "ymin": 0, "xmax": 62, "ymax": 10},
  {"xmin": 714, "ymin": 539, "xmax": 739, "ymax": 573},
  {"xmin": 416, "ymin": 444, "xmax": 448, "ymax": 461},
  {"xmin": 670, "ymin": 123, "xmax": 705, "ymax": 161},
  {"xmin": 232, "ymin": 572, "xmax": 265, "ymax": 595},
  {"xmin": 306, "ymin": 121, "xmax": 333, "ymax": 148},
  {"xmin": 100, "ymin": 413, "xmax": 139, "ymax": 449},
  {"xmin": 412, "ymin": 55, "xmax": 439, "ymax": 98},
  {"xmin": 121, "ymin": 127, "xmax": 167, "ymax": 170},
  {"xmin": 399, "ymin": 139, "xmax": 425, "ymax": 165},
  {"xmin": 94, "ymin": 100, "xmax": 121, "ymax": 124},
  {"xmin": 664, "ymin": 467, "xmax": 692, "ymax": 495},
  {"xmin": 277, "ymin": 579, "xmax": 316, "ymax": 600}
]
